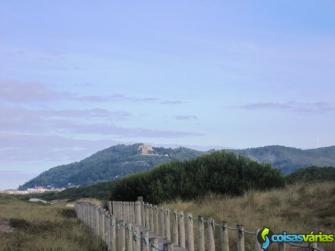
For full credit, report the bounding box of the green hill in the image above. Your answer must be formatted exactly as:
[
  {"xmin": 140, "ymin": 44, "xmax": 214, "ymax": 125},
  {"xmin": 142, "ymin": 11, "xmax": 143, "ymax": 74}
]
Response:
[
  {"xmin": 20, "ymin": 144, "xmax": 202, "ymax": 190},
  {"xmin": 20, "ymin": 144, "xmax": 335, "ymax": 190},
  {"xmin": 230, "ymin": 145, "xmax": 335, "ymax": 173}
]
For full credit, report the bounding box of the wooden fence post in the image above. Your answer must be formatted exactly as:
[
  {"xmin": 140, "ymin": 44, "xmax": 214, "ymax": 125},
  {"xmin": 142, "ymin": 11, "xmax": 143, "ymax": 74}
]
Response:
[
  {"xmin": 96, "ymin": 206, "xmax": 100, "ymax": 237},
  {"xmin": 128, "ymin": 201, "xmax": 132, "ymax": 223},
  {"xmin": 142, "ymin": 202, "xmax": 146, "ymax": 228},
  {"xmin": 278, "ymin": 242, "xmax": 286, "ymax": 251},
  {"xmin": 154, "ymin": 206, "xmax": 159, "ymax": 234},
  {"xmin": 104, "ymin": 211, "xmax": 109, "ymax": 244},
  {"xmin": 149, "ymin": 204, "xmax": 154, "ymax": 231},
  {"xmin": 90, "ymin": 205, "xmax": 94, "ymax": 231},
  {"xmin": 129, "ymin": 202, "xmax": 133, "ymax": 224},
  {"xmin": 166, "ymin": 242, "xmax": 174, "ymax": 251},
  {"xmin": 141, "ymin": 230, "xmax": 150, "ymax": 251},
  {"xmin": 310, "ymin": 243, "xmax": 318, "ymax": 251},
  {"xmin": 126, "ymin": 223, "xmax": 133, "ymax": 251},
  {"xmin": 115, "ymin": 202, "xmax": 118, "ymax": 218},
  {"xmin": 112, "ymin": 201, "xmax": 115, "ymax": 216},
  {"xmin": 122, "ymin": 202, "xmax": 126, "ymax": 220},
  {"xmin": 118, "ymin": 202, "xmax": 122, "ymax": 219},
  {"xmin": 121, "ymin": 220, "xmax": 126, "ymax": 251},
  {"xmin": 178, "ymin": 212, "xmax": 186, "ymax": 248},
  {"xmin": 159, "ymin": 207, "xmax": 165, "ymax": 237},
  {"xmin": 100, "ymin": 208, "xmax": 105, "ymax": 239},
  {"xmin": 137, "ymin": 196, "xmax": 143, "ymax": 226},
  {"xmin": 208, "ymin": 218, "xmax": 215, "ymax": 251},
  {"xmin": 172, "ymin": 210, "xmax": 179, "ymax": 246},
  {"xmin": 198, "ymin": 216, "xmax": 205, "ymax": 251},
  {"xmin": 133, "ymin": 202, "xmax": 137, "ymax": 225},
  {"xmin": 135, "ymin": 201, "xmax": 142, "ymax": 226},
  {"xmin": 134, "ymin": 226, "xmax": 141, "ymax": 251},
  {"xmin": 220, "ymin": 222, "xmax": 230, "ymax": 251},
  {"xmin": 151, "ymin": 238, "xmax": 159, "ymax": 251},
  {"xmin": 145, "ymin": 204, "xmax": 150, "ymax": 229},
  {"xmin": 237, "ymin": 225, "xmax": 245, "ymax": 251},
  {"xmin": 108, "ymin": 201, "xmax": 112, "ymax": 214},
  {"xmin": 104, "ymin": 213, "xmax": 110, "ymax": 250},
  {"xmin": 165, "ymin": 209, "xmax": 171, "ymax": 242},
  {"xmin": 110, "ymin": 215, "xmax": 116, "ymax": 251},
  {"xmin": 186, "ymin": 213, "xmax": 194, "ymax": 251}
]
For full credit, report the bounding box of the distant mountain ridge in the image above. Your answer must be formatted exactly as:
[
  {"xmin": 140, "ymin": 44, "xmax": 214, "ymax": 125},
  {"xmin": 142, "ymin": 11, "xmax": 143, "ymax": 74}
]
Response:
[
  {"xmin": 230, "ymin": 145, "xmax": 335, "ymax": 173},
  {"xmin": 20, "ymin": 144, "xmax": 335, "ymax": 189},
  {"xmin": 19, "ymin": 143, "xmax": 202, "ymax": 189}
]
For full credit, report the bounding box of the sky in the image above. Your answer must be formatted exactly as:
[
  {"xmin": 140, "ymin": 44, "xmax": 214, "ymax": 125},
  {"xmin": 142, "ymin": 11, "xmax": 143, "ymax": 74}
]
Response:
[{"xmin": 0, "ymin": 0, "xmax": 335, "ymax": 189}]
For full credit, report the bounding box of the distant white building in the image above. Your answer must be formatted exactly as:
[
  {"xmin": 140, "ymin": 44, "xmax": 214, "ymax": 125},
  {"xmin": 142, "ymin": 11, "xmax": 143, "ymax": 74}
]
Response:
[
  {"xmin": 1, "ymin": 187, "xmax": 65, "ymax": 195},
  {"xmin": 138, "ymin": 144, "xmax": 155, "ymax": 155}
]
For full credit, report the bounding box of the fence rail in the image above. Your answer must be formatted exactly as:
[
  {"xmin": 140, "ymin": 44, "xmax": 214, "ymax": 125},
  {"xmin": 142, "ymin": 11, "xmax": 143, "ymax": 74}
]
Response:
[{"xmin": 75, "ymin": 197, "xmax": 322, "ymax": 251}]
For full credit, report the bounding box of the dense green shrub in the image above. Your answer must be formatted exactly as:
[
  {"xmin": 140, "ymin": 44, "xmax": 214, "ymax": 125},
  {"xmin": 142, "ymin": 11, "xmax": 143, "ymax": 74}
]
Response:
[
  {"xmin": 110, "ymin": 151, "xmax": 285, "ymax": 204},
  {"xmin": 286, "ymin": 166, "xmax": 335, "ymax": 183}
]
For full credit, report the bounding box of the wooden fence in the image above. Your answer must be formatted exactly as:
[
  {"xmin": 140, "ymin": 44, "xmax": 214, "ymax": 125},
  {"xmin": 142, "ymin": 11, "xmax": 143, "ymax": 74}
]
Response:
[{"xmin": 75, "ymin": 197, "xmax": 322, "ymax": 251}]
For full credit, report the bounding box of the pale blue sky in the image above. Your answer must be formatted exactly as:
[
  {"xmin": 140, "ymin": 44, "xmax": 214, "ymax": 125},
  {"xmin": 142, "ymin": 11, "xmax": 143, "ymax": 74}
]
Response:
[{"xmin": 0, "ymin": 1, "xmax": 335, "ymax": 189}]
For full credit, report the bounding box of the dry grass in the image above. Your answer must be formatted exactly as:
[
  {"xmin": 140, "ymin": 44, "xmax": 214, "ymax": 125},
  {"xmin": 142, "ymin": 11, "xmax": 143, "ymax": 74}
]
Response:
[
  {"xmin": 0, "ymin": 194, "xmax": 105, "ymax": 251},
  {"xmin": 163, "ymin": 182, "xmax": 335, "ymax": 251}
]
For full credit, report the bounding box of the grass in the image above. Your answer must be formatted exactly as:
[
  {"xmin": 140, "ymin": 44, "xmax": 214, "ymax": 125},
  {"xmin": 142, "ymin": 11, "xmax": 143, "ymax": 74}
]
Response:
[
  {"xmin": 163, "ymin": 182, "xmax": 335, "ymax": 251},
  {"xmin": 0, "ymin": 194, "xmax": 106, "ymax": 251}
]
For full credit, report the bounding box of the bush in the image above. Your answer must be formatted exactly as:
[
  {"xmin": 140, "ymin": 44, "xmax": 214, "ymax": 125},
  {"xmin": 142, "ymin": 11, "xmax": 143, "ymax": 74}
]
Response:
[
  {"xmin": 286, "ymin": 166, "xmax": 335, "ymax": 183},
  {"xmin": 110, "ymin": 151, "xmax": 285, "ymax": 204}
]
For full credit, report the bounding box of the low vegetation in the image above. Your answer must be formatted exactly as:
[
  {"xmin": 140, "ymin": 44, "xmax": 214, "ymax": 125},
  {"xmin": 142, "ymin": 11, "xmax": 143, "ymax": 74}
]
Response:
[
  {"xmin": 32, "ymin": 161, "xmax": 335, "ymax": 204},
  {"xmin": 110, "ymin": 151, "xmax": 284, "ymax": 203},
  {"xmin": 286, "ymin": 166, "xmax": 335, "ymax": 183},
  {"xmin": 0, "ymin": 194, "xmax": 105, "ymax": 251},
  {"xmin": 34, "ymin": 181, "xmax": 115, "ymax": 201},
  {"xmin": 164, "ymin": 182, "xmax": 335, "ymax": 251}
]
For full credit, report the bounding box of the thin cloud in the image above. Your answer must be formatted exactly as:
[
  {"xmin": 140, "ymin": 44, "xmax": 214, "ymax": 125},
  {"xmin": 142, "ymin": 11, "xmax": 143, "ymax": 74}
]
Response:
[
  {"xmin": 0, "ymin": 106, "xmax": 130, "ymax": 122},
  {"xmin": 174, "ymin": 115, "xmax": 198, "ymax": 120},
  {"xmin": 50, "ymin": 120, "xmax": 203, "ymax": 138},
  {"xmin": 0, "ymin": 132, "xmax": 117, "ymax": 162},
  {"xmin": 78, "ymin": 94, "xmax": 159, "ymax": 103},
  {"xmin": 0, "ymin": 80, "xmax": 183, "ymax": 105},
  {"xmin": 0, "ymin": 80, "xmax": 70, "ymax": 102},
  {"xmin": 160, "ymin": 100, "xmax": 184, "ymax": 105},
  {"xmin": 0, "ymin": 107, "xmax": 203, "ymax": 138},
  {"xmin": 238, "ymin": 101, "xmax": 335, "ymax": 113}
]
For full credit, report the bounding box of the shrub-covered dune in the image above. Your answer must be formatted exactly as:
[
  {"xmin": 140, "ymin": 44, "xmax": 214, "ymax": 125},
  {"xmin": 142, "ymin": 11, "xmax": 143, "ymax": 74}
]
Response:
[{"xmin": 110, "ymin": 151, "xmax": 285, "ymax": 203}]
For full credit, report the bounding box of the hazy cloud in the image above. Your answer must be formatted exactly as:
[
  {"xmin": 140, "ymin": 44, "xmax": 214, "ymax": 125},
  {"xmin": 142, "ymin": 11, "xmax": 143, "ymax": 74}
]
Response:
[
  {"xmin": 0, "ymin": 106, "xmax": 131, "ymax": 134},
  {"xmin": 0, "ymin": 80, "xmax": 69, "ymax": 102},
  {"xmin": 0, "ymin": 106, "xmax": 130, "ymax": 119},
  {"xmin": 160, "ymin": 100, "xmax": 184, "ymax": 105},
  {"xmin": 239, "ymin": 101, "xmax": 335, "ymax": 113},
  {"xmin": 0, "ymin": 80, "xmax": 183, "ymax": 105},
  {"xmin": 0, "ymin": 132, "xmax": 116, "ymax": 162},
  {"xmin": 0, "ymin": 108, "xmax": 202, "ymax": 138},
  {"xmin": 59, "ymin": 122, "xmax": 203, "ymax": 138},
  {"xmin": 78, "ymin": 94, "xmax": 183, "ymax": 104},
  {"xmin": 175, "ymin": 115, "xmax": 198, "ymax": 120}
]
